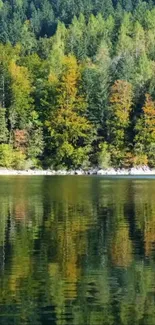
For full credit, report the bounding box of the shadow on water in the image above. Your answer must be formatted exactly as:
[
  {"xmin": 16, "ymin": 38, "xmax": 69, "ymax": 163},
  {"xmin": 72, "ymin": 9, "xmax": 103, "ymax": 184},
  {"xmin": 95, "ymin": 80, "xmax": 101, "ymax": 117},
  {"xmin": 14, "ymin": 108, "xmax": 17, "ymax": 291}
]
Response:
[{"xmin": 0, "ymin": 176, "xmax": 155, "ymax": 324}]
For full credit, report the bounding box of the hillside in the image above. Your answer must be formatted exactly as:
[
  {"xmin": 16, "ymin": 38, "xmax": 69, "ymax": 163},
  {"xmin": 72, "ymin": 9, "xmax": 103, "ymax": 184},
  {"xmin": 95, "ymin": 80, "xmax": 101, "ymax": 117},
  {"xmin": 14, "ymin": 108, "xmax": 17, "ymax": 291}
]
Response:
[{"xmin": 0, "ymin": 0, "xmax": 155, "ymax": 169}]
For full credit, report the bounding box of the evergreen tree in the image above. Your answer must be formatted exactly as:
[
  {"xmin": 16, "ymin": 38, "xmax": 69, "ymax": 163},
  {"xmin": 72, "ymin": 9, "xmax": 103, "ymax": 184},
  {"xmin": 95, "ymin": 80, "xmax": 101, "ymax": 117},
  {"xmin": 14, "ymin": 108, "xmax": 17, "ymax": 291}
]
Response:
[{"xmin": 0, "ymin": 108, "xmax": 8, "ymax": 143}]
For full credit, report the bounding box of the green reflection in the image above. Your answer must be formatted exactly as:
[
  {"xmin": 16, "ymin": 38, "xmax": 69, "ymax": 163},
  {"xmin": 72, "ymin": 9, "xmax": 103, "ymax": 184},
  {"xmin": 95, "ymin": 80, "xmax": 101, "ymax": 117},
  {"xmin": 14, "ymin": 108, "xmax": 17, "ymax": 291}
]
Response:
[{"xmin": 0, "ymin": 176, "xmax": 155, "ymax": 324}]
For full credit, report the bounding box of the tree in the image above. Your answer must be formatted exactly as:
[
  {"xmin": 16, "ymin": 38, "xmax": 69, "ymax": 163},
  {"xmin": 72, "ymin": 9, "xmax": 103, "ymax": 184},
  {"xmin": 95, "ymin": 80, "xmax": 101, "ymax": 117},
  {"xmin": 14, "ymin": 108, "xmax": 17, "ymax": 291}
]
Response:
[
  {"xmin": 82, "ymin": 41, "xmax": 111, "ymax": 132},
  {"xmin": 13, "ymin": 129, "xmax": 28, "ymax": 153},
  {"xmin": 117, "ymin": 13, "xmax": 133, "ymax": 56},
  {"xmin": 67, "ymin": 14, "xmax": 87, "ymax": 60},
  {"xmin": 49, "ymin": 21, "xmax": 67, "ymax": 76},
  {"xmin": 0, "ymin": 144, "xmax": 14, "ymax": 168},
  {"xmin": 133, "ymin": 21, "xmax": 145, "ymax": 58},
  {"xmin": 108, "ymin": 80, "xmax": 133, "ymax": 165},
  {"xmin": 9, "ymin": 60, "xmax": 33, "ymax": 131},
  {"xmin": 93, "ymin": 0, "xmax": 114, "ymax": 17},
  {"xmin": 134, "ymin": 94, "xmax": 155, "ymax": 166},
  {"xmin": 0, "ymin": 108, "xmax": 8, "ymax": 143},
  {"xmin": 118, "ymin": 0, "xmax": 133, "ymax": 11},
  {"xmin": 20, "ymin": 20, "xmax": 37, "ymax": 55},
  {"xmin": 46, "ymin": 55, "xmax": 93, "ymax": 168},
  {"xmin": 27, "ymin": 127, "xmax": 44, "ymax": 162}
]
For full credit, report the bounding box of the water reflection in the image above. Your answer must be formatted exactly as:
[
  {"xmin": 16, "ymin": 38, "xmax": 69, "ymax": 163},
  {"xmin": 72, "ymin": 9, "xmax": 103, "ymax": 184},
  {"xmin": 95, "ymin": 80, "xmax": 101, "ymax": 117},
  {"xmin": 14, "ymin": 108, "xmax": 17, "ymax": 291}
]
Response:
[{"xmin": 0, "ymin": 176, "xmax": 155, "ymax": 324}]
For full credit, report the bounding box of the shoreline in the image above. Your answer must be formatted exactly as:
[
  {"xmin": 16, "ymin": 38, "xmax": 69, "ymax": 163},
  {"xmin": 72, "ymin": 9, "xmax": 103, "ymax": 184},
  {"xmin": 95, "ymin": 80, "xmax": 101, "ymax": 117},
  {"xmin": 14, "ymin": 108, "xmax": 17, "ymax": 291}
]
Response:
[{"xmin": 0, "ymin": 166, "xmax": 155, "ymax": 176}]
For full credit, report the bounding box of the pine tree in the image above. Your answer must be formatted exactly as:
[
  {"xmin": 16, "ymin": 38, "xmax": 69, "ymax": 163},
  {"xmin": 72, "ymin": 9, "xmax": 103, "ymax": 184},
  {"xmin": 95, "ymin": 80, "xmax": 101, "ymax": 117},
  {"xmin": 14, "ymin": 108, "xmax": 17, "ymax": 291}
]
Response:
[{"xmin": 0, "ymin": 108, "xmax": 8, "ymax": 143}]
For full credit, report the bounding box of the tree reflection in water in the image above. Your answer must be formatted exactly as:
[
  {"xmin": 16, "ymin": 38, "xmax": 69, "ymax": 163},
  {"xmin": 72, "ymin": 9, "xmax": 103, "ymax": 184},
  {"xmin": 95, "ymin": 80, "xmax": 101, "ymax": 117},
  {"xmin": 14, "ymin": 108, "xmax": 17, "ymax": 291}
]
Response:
[{"xmin": 0, "ymin": 176, "xmax": 155, "ymax": 325}]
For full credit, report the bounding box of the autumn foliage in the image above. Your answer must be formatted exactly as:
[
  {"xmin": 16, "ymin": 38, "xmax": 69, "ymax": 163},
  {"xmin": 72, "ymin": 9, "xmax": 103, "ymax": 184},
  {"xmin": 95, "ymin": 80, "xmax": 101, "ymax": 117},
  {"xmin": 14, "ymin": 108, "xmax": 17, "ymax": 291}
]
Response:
[
  {"xmin": 1, "ymin": 7, "xmax": 155, "ymax": 169},
  {"xmin": 110, "ymin": 80, "xmax": 133, "ymax": 127}
]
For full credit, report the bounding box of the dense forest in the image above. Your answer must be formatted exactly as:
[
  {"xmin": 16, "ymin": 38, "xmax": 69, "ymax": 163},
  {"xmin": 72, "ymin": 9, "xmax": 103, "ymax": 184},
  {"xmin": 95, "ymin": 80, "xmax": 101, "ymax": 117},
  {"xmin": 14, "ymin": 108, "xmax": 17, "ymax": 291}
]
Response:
[{"xmin": 1, "ymin": 0, "xmax": 155, "ymax": 169}]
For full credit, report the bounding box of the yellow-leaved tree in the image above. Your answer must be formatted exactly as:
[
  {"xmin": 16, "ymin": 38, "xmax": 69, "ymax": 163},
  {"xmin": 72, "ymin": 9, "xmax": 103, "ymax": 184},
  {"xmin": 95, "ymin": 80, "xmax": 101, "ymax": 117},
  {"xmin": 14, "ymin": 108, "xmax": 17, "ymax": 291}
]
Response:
[
  {"xmin": 9, "ymin": 60, "xmax": 33, "ymax": 131},
  {"xmin": 134, "ymin": 94, "xmax": 155, "ymax": 167},
  {"xmin": 46, "ymin": 55, "xmax": 93, "ymax": 169},
  {"xmin": 108, "ymin": 79, "xmax": 133, "ymax": 166}
]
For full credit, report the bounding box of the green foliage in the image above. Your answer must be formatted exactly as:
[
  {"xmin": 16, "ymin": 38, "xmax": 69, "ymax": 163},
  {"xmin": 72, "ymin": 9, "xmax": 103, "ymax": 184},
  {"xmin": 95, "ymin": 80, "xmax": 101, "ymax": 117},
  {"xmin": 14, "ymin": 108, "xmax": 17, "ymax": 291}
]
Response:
[
  {"xmin": 0, "ymin": 108, "xmax": 8, "ymax": 143},
  {"xmin": 98, "ymin": 142, "xmax": 111, "ymax": 169},
  {"xmin": 0, "ymin": 144, "xmax": 14, "ymax": 168},
  {"xmin": 9, "ymin": 60, "xmax": 33, "ymax": 129},
  {"xmin": 134, "ymin": 94, "xmax": 155, "ymax": 166},
  {"xmin": 0, "ymin": 144, "xmax": 26, "ymax": 169},
  {"xmin": 1, "ymin": 175, "xmax": 155, "ymax": 324},
  {"xmin": 27, "ymin": 128, "xmax": 44, "ymax": 159},
  {"xmin": 13, "ymin": 150, "xmax": 26, "ymax": 169},
  {"xmin": 0, "ymin": 3, "xmax": 155, "ymax": 168},
  {"xmin": 109, "ymin": 145, "xmax": 127, "ymax": 167},
  {"xmin": 133, "ymin": 153, "xmax": 148, "ymax": 167},
  {"xmin": 107, "ymin": 80, "xmax": 133, "ymax": 166},
  {"xmin": 46, "ymin": 55, "xmax": 93, "ymax": 168}
]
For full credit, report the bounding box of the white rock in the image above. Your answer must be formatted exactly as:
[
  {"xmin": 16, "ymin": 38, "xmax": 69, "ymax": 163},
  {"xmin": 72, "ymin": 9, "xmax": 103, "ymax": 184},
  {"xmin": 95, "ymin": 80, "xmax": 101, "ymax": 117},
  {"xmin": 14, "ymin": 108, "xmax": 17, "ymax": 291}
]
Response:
[{"xmin": 74, "ymin": 169, "xmax": 84, "ymax": 175}]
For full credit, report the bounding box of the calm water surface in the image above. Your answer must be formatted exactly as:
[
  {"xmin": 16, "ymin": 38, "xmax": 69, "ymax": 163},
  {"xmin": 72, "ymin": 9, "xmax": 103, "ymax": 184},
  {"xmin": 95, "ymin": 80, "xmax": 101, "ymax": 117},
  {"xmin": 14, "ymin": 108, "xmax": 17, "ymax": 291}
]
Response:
[{"xmin": 0, "ymin": 176, "xmax": 155, "ymax": 324}]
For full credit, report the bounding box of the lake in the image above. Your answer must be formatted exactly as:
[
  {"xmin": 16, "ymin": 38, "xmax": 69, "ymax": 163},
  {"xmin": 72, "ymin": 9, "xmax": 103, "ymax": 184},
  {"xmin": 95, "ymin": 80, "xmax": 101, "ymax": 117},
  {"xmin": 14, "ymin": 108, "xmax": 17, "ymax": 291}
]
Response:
[{"xmin": 0, "ymin": 175, "xmax": 155, "ymax": 325}]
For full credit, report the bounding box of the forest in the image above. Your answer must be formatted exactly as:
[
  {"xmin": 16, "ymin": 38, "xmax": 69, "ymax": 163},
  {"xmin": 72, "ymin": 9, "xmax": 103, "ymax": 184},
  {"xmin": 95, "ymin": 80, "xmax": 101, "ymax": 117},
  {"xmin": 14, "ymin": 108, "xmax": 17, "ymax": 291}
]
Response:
[{"xmin": 1, "ymin": 0, "xmax": 155, "ymax": 169}]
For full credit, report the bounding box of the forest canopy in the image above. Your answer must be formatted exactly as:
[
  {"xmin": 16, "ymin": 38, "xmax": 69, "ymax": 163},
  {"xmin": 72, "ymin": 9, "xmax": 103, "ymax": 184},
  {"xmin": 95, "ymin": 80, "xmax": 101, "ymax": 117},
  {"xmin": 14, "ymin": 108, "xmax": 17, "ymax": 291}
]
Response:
[{"xmin": 1, "ymin": 0, "xmax": 155, "ymax": 169}]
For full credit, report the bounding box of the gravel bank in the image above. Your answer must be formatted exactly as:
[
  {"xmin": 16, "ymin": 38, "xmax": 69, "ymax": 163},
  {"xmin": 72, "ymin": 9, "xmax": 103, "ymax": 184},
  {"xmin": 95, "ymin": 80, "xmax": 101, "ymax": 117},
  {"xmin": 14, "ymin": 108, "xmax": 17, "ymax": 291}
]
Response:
[{"xmin": 0, "ymin": 166, "xmax": 155, "ymax": 176}]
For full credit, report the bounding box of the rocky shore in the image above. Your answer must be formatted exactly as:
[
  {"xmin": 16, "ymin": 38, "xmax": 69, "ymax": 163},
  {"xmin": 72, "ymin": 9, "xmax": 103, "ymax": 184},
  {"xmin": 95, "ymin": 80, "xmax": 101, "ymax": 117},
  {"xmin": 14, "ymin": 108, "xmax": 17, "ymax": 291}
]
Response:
[{"xmin": 0, "ymin": 166, "xmax": 155, "ymax": 176}]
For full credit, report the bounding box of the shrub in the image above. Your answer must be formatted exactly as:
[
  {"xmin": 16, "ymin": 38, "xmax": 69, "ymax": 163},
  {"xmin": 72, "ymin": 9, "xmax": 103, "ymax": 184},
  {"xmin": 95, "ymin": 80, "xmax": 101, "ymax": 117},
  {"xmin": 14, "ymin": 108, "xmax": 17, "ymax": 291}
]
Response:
[
  {"xmin": 123, "ymin": 152, "xmax": 134, "ymax": 168},
  {"xmin": 0, "ymin": 144, "xmax": 27, "ymax": 169},
  {"xmin": 98, "ymin": 143, "xmax": 111, "ymax": 169},
  {"xmin": 147, "ymin": 143, "xmax": 155, "ymax": 167},
  {"xmin": 133, "ymin": 154, "xmax": 148, "ymax": 166},
  {"xmin": 13, "ymin": 151, "xmax": 26, "ymax": 170},
  {"xmin": 23, "ymin": 158, "xmax": 42, "ymax": 170},
  {"xmin": 0, "ymin": 144, "xmax": 14, "ymax": 168}
]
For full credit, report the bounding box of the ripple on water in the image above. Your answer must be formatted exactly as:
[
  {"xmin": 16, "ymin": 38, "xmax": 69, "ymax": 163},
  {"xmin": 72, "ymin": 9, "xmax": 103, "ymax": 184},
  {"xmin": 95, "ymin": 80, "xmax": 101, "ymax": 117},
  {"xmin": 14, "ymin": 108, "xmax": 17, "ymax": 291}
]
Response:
[{"xmin": 0, "ymin": 176, "xmax": 155, "ymax": 324}]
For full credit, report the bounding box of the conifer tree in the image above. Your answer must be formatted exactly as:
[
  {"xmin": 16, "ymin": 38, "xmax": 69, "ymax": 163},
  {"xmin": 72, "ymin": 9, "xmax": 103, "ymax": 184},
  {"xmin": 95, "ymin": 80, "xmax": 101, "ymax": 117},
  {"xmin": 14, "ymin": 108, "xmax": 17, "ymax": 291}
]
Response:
[{"xmin": 0, "ymin": 108, "xmax": 8, "ymax": 143}]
